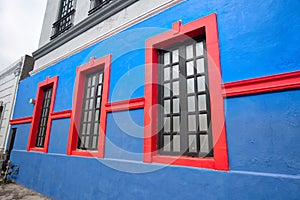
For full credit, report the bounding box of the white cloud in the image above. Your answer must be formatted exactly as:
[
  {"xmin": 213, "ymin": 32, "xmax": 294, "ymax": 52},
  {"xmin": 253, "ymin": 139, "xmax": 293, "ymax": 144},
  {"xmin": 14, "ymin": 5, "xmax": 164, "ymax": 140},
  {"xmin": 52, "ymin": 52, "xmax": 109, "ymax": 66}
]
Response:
[{"xmin": 0, "ymin": 0, "xmax": 47, "ymax": 71}]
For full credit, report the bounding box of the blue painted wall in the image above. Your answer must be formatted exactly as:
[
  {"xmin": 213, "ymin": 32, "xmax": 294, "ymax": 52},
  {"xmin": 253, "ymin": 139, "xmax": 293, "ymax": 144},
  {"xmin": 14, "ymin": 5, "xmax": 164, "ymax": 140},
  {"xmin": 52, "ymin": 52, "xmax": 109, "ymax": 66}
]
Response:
[{"xmin": 9, "ymin": 0, "xmax": 300, "ymax": 199}]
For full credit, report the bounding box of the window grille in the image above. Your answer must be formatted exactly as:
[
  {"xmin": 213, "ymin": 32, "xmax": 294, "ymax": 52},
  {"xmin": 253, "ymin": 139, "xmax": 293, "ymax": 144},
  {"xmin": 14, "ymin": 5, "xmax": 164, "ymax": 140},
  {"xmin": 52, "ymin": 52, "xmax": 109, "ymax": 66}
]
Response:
[
  {"xmin": 158, "ymin": 39, "xmax": 213, "ymax": 157},
  {"xmin": 35, "ymin": 87, "xmax": 53, "ymax": 147},
  {"xmin": 77, "ymin": 70, "xmax": 104, "ymax": 150},
  {"xmin": 51, "ymin": 0, "xmax": 75, "ymax": 39}
]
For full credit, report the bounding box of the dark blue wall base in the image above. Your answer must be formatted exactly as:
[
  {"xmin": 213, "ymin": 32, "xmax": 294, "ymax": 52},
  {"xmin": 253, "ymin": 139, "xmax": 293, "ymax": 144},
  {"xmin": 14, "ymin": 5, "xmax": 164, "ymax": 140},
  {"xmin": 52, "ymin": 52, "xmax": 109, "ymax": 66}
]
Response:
[{"xmin": 11, "ymin": 150, "xmax": 300, "ymax": 200}]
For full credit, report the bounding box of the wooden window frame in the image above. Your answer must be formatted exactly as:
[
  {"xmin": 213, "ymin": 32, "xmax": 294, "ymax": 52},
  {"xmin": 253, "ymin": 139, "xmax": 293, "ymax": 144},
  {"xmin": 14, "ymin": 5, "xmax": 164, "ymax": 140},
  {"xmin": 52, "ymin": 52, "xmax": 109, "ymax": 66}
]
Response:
[
  {"xmin": 67, "ymin": 55, "xmax": 111, "ymax": 158},
  {"xmin": 144, "ymin": 13, "xmax": 229, "ymax": 170},
  {"xmin": 27, "ymin": 76, "xmax": 58, "ymax": 153}
]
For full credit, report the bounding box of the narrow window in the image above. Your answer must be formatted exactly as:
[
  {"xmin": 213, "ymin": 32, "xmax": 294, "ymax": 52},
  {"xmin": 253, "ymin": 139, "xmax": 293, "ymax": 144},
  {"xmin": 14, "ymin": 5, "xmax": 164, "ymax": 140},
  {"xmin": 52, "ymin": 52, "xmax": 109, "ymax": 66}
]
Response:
[
  {"xmin": 27, "ymin": 76, "xmax": 58, "ymax": 153},
  {"xmin": 67, "ymin": 55, "xmax": 111, "ymax": 157},
  {"xmin": 77, "ymin": 70, "xmax": 104, "ymax": 150},
  {"xmin": 35, "ymin": 87, "xmax": 53, "ymax": 147}
]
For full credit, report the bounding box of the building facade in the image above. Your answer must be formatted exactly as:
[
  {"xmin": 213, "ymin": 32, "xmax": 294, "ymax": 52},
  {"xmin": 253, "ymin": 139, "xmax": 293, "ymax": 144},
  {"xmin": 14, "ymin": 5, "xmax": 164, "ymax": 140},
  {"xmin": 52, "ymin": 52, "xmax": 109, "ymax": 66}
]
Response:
[
  {"xmin": 9, "ymin": 0, "xmax": 300, "ymax": 199},
  {"xmin": 0, "ymin": 55, "xmax": 34, "ymax": 153}
]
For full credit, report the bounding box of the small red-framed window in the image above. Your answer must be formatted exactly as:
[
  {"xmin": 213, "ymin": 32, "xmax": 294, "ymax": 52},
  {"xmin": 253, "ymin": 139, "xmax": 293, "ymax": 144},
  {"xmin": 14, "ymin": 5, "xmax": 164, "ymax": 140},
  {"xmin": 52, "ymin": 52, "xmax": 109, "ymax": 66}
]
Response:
[
  {"xmin": 27, "ymin": 76, "xmax": 58, "ymax": 153},
  {"xmin": 67, "ymin": 55, "xmax": 111, "ymax": 158},
  {"xmin": 144, "ymin": 13, "xmax": 229, "ymax": 170}
]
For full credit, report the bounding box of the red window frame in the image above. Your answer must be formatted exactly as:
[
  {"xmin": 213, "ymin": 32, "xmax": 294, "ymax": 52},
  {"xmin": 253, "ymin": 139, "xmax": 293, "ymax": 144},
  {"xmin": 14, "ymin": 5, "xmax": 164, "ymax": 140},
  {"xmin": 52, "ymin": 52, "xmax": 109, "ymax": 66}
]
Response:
[
  {"xmin": 67, "ymin": 55, "xmax": 112, "ymax": 158},
  {"xmin": 27, "ymin": 76, "xmax": 58, "ymax": 153},
  {"xmin": 144, "ymin": 13, "xmax": 229, "ymax": 170}
]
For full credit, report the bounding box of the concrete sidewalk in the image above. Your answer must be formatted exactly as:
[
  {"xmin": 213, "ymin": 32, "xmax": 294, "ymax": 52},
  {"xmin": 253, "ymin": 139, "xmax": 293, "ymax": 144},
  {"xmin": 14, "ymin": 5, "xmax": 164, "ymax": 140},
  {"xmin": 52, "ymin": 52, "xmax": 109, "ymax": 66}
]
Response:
[{"xmin": 0, "ymin": 182, "xmax": 50, "ymax": 200}]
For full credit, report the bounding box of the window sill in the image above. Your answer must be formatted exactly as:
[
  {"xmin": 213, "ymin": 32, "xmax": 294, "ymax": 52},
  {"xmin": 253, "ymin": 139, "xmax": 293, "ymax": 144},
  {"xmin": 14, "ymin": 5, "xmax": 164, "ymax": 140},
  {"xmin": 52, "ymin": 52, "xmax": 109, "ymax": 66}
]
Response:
[
  {"xmin": 70, "ymin": 150, "xmax": 101, "ymax": 158},
  {"xmin": 151, "ymin": 154, "xmax": 218, "ymax": 170},
  {"xmin": 28, "ymin": 147, "xmax": 47, "ymax": 153}
]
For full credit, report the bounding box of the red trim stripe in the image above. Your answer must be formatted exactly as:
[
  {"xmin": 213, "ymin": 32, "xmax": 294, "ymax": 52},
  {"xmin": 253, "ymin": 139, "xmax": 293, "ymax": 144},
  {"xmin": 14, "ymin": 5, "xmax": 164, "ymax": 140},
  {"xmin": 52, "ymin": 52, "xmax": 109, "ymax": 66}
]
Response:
[
  {"xmin": 105, "ymin": 98, "xmax": 145, "ymax": 112},
  {"xmin": 51, "ymin": 110, "xmax": 72, "ymax": 119},
  {"xmin": 10, "ymin": 116, "xmax": 32, "ymax": 125},
  {"xmin": 224, "ymin": 70, "xmax": 300, "ymax": 97}
]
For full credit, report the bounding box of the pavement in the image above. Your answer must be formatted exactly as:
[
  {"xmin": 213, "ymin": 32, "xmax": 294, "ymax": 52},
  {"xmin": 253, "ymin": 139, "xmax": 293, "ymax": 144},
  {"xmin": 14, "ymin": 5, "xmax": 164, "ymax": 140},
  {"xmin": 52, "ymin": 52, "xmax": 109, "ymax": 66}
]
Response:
[{"xmin": 0, "ymin": 182, "xmax": 50, "ymax": 200}]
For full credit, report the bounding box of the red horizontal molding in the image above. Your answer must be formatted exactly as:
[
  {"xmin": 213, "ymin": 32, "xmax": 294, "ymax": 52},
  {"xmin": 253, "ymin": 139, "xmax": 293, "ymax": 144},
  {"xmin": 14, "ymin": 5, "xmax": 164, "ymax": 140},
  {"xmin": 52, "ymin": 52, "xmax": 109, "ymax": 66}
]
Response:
[
  {"xmin": 105, "ymin": 97, "xmax": 145, "ymax": 112},
  {"xmin": 51, "ymin": 110, "xmax": 72, "ymax": 120},
  {"xmin": 224, "ymin": 70, "xmax": 300, "ymax": 97},
  {"xmin": 10, "ymin": 116, "xmax": 32, "ymax": 125}
]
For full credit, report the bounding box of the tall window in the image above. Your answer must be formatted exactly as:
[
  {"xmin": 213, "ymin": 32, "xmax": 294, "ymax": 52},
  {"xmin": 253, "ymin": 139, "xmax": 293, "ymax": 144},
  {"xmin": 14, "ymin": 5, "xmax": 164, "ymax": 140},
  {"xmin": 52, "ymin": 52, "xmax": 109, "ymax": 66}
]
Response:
[
  {"xmin": 89, "ymin": 0, "xmax": 113, "ymax": 15},
  {"xmin": 67, "ymin": 55, "xmax": 111, "ymax": 158},
  {"xmin": 51, "ymin": 0, "xmax": 75, "ymax": 39},
  {"xmin": 158, "ymin": 38, "xmax": 213, "ymax": 157},
  {"xmin": 35, "ymin": 87, "xmax": 53, "ymax": 147},
  {"xmin": 144, "ymin": 14, "xmax": 229, "ymax": 170},
  {"xmin": 27, "ymin": 76, "xmax": 58, "ymax": 153},
  {"xmin": 77, "ymin": 70, "xmax": 104, "ymax": 150}
]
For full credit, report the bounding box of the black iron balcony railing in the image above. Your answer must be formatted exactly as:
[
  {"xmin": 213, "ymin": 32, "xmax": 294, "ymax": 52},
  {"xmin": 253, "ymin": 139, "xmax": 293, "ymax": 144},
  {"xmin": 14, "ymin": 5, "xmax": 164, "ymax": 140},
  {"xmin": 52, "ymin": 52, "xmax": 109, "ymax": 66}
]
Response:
[
  {"xmin": 50, "ymin": 9, "xmax": 75, "ymax": 40},
  {"xmin": 88, "ymin": 0, "xmax": 114, "ymax": 15}
]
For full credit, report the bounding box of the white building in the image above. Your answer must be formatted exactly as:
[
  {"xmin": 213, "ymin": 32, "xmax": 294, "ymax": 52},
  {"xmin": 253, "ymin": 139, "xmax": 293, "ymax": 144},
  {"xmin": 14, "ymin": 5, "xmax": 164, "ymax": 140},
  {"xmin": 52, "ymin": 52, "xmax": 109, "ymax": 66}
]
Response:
[{"xmin": 0, "ymin": 55, "xmax": 34, "ymax": 153}]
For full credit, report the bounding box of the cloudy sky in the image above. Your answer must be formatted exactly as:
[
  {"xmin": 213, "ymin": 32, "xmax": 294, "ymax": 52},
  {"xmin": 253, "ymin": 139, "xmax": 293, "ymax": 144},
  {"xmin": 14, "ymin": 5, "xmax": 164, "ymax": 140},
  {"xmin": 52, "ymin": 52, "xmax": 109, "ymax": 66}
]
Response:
[{"xmin": 0, "ymin": 0, "xmax": 47, "ymax": 72}]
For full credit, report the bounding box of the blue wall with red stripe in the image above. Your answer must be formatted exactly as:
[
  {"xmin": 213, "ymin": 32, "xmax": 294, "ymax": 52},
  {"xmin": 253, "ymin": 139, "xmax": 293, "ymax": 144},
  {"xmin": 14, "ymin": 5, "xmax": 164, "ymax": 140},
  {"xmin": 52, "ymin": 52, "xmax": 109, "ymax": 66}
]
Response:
[{"xmin": 10, "ymin": 0, "xmax": 300, "ymax": 199}]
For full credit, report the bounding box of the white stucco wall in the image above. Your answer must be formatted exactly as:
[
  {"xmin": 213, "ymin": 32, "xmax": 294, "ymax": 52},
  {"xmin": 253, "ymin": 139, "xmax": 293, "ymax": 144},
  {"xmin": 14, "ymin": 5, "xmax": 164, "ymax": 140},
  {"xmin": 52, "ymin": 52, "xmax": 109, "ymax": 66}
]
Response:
[{"xmin": 33, "ymin": 0, "xmax": 183, "ymax": 73}]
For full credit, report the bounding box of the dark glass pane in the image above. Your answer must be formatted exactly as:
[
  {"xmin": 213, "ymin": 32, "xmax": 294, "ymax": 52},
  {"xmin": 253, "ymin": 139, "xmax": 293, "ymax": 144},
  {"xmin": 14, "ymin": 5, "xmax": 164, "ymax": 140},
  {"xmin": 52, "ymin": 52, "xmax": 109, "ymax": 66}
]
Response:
[
  {"xmin": 97, "ymin": 85, "xmax": 102, "ymax": 96},
  {"xmin": 164, "ymin": 67, "xmax": 170, "ymax": 81},
  {"xmin": 196, "ymin": 41, "xmax": 204, "ymax": 57},
  {"xmin": 172, "ymin": 65, "xmax": 179, "ymax": 79},
  {"xmin": 199, "ymin": 114, "xmax": 208, "ymax": 131},
  {"xmin": 92, "ymin": 136, "xmax": 98, "ymax": 149},
  {"xmin": 164, "ymin": 117, "xmax": 171, "ymax": 132},
  {"xmin": 172, "ymin": 49, "xmax": 179, "ymax": 63},
  {"xmin": 92, "ymin": 75, "xmax": 96, "ymax": 86},
  {"xmin": 187, "ymin": 78, "xmax": 194, "ymax": 94},
  {"xmin": 86, "ymin": 123, "xmax": 91, "ymax": 133},
  {"xmin": 90, "ymin": 87, "xmax": 95, "ymax": 97},
  {"xmin": 85, "ymin": 136, "xmax": 89, "ymax": 148},
  {"xmin": 186, "ymin": 44, "xmax": 193, "ymax": 59},
  {"xmin": 173, "ymin": 98, "xmax": 180, "ymax": 113},
  {"xmin": 173, "ymin": 116, "xmax": 180, "ymax": 132},
  {"xmin": 95, "ymin": 110, "xmax": 99, "ymax": 121},
  {"xmin": 173, "ymin": 135, "xmax": 180, "ymax": 152},
  {"xmin": 89, "ymin": 99, "xmax": 94, "ymax": 109},
  {"xmin": 200, "ymin": 134, "xmax": 209, "ymax": 153},
  {"xmin": 196, "ymin": 58, "xmax": 205, "ymax": 74},
  {"xmin": 187, "ymin": 96, "xmax": 195, "ymax": 112},
  {"xmin": 164, "ymin": 83, "xmax": 170, "ymax": 97},
  {"xmin": 96, "ymin": 97, "xmax": 101, "ymax": 109},
  {"xmin": 164, "ymin": 52, "xmax": 170, "ymax": 65},
  {"xmin": 186, "ymin": 61, "xmax": 194, "ymax": 76},
  {"xmin": 188, "ymin": 115, "xmax": 196, "ymax": 131},
  {"xmin": 94, "ymin": 123, "xmax": 99, "ymax": 135},
  {"xmin": 188, "ymin": 135, "xmax": 197, "ymax": 153},
  {"xmin": 198, "ymin": 94, "xmax": 207, "ymax": 111},
  {"xmin": 197, "ymin": 76, "xmax": 206, "ymax": 92},
  {"xmin": 99, "ymin": 73, "xmax": 103, "ymax": 83},
  {"xmin": 163, "ymin": 135, "xmax": 171, "ymax": 151},
  {"xmin": 164, "ymin": 100, "xmax": 170, "ymax": 114},
  {"xmin": 173, "ymin": 81, "xmax": 179, "ymax": 96}
]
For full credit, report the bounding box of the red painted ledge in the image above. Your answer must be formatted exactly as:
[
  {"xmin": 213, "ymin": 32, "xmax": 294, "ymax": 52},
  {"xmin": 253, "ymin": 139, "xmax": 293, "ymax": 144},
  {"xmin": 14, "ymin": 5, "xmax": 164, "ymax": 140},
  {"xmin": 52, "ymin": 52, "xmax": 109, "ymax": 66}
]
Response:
[
  {"xmin": 51, "ymin": 110, "xmax": 72, "ymax": 120},
  {"xmin": 105, "ymin": 97, "xmax": 145, "ymax": 112},
  {"xmin": 224, "ymin": 70, "xmax": 300, "ymax": 97},
  {"xmin": 10, "ymin": 116, "xmax": 33, "ymax": 125}
]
